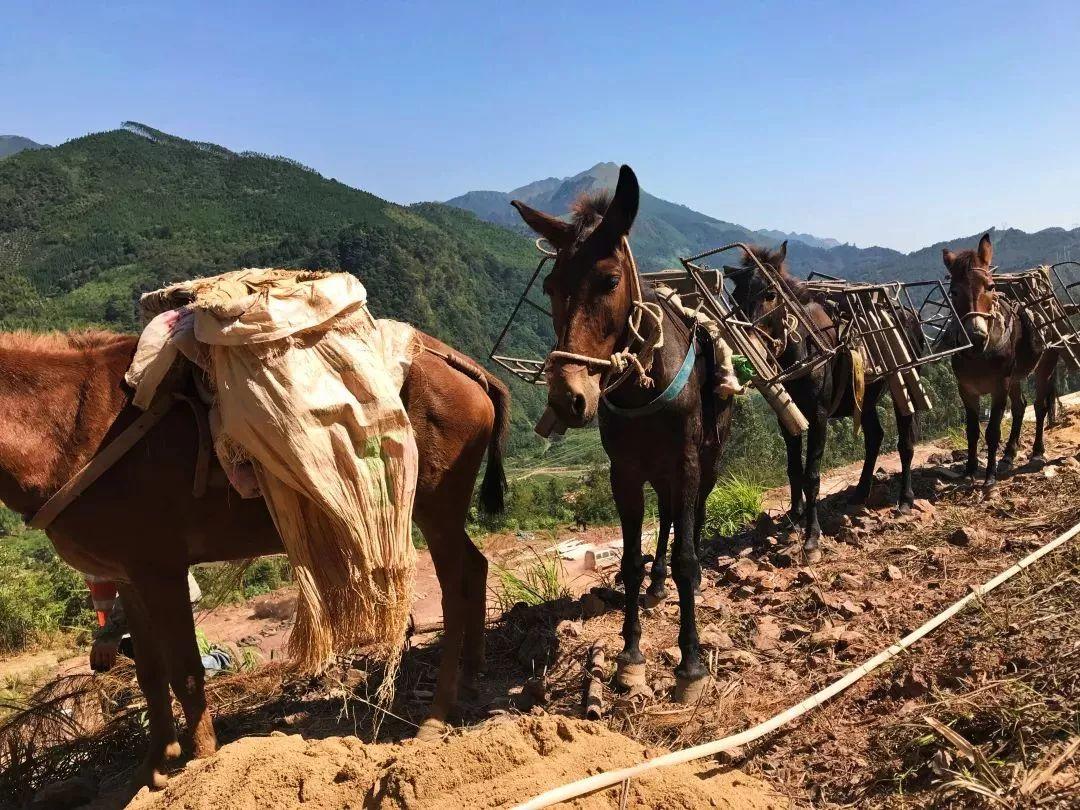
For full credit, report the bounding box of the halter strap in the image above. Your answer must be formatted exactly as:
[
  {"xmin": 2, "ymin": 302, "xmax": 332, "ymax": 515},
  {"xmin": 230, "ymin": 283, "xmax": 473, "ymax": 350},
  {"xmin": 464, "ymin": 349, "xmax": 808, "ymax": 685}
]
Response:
[
  {"xmin": 602, "ymin": 339, "xmax": 697, "ymax": 418},
  {"xmin": 29, "ymin": 395, "xmax": 176, "ymax": 530},
  {"xmin": 543, "ymin": 237, "xmax": 665, "ymax": 395}
]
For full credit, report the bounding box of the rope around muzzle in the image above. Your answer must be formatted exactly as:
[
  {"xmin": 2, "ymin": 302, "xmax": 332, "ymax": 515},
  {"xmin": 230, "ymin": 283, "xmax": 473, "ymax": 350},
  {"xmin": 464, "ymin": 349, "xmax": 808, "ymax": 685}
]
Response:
[
  {"xmin": 544, "ymin": 237, "xmax": 666, "ymax": 395},
  {"xmin": 960, "ymin": 293, "xmax": 1010, "ymax": 353}
]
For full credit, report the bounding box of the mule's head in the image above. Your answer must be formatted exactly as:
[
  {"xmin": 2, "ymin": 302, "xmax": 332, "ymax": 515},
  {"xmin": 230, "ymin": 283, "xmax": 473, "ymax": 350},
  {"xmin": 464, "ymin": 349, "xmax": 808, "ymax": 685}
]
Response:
[
  {"xmin": 943, "ymin": 233, "xmax": 996, "ymax": 351},
  {"xmin": 511, "ymin": 164, "xmax": 640, "ymax": 427},
  {"xmin": 731, "ymin": 241, "xmax": 791, "ymax": 350}
]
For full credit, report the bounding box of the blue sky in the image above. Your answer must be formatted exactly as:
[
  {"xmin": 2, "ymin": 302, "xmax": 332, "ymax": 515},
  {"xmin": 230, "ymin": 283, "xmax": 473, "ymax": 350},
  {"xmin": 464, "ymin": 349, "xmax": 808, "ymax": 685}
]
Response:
[{"xmin": 4, "ymin": 1, "xmax": 1080, "ymax": 251}]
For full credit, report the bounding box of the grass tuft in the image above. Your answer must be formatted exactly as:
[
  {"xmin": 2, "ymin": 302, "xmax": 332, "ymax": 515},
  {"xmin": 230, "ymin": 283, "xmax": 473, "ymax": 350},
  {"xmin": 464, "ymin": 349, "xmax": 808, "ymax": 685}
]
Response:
[
  {"xmin": 703, "ymin": 475, "xmax": 765, "ymax": 538},
  {"xmin": 493, "ymin": 550, "xmax": 569, "ymax": 613}
]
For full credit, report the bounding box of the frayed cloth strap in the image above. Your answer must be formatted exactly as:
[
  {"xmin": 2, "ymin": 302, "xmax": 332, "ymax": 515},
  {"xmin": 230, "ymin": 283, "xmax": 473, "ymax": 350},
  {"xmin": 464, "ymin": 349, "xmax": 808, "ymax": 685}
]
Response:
[{"xmin": 30, "ymin": 395, "xmax": 176, "ymax": 530}]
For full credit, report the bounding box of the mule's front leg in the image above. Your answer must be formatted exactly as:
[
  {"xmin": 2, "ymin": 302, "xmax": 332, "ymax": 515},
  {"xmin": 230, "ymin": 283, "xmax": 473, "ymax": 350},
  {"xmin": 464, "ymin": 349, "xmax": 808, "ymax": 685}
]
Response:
[
  {"xmin": 611, "ymin": 466, "xmax": 647, "ymax": 690},
  {"xmin": 132, "ymin": 570, "xmax": 217, "ymax": 762},
  {"xmin": 1032, "ymin": 351, "xmax": 1059, "ymax": 464},
  {"xmin": 645, "ymin": 499, "xmax": 671, "ymax": 606},
  {"xmin": 119, "ymin": 583, "xmax": 182, "ymax": 790},
  {"xmin": 783, "ymin": 429, "xmax": 805, "ymax": 522},
  {"xmin": 802, "ymin": 413, "xmax": 827, "ymax": 562},
  {"xmin": 984, "ymin": 389, "xmax": 1007, "ymax": 488},
  {"xmin": 852, "ymin": 397, "xmax": 884, "ymax": 505},
  {"xmin": 1000, "ymin": 382, "xmax": 1026, "ymax": 471},
  {"xmin": 671, "ymin": 463, "xmax": 707, "ymax": 702},
  {"xmin": 960, "ymin": 390, "xmax": 981, "ymax": 481},
  {"xmin": 895, "ymin": 410, "xmax": 916, "ymax": 511}
]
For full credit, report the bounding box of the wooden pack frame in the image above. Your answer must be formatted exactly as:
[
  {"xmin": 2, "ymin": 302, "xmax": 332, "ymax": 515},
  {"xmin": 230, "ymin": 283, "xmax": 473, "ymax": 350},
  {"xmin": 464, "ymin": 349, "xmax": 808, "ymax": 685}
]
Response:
[
  {"xmin": 992, "ymin": 264, "xmax": 1080, "ymax": 369},
  {"xmin": 802, "ymin": 276, "xmax": 971, "ymax": 416}
]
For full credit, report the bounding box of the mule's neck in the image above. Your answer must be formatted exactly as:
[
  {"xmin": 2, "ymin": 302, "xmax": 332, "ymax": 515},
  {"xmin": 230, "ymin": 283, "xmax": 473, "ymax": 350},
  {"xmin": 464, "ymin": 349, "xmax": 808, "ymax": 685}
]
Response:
[
  {"xmin": 604, "ymin": 291, "xmax": 691, "ymax": 407},
  {"xmin": 0, "ymin": 339, "xmax": 134, "ymax": 517}
]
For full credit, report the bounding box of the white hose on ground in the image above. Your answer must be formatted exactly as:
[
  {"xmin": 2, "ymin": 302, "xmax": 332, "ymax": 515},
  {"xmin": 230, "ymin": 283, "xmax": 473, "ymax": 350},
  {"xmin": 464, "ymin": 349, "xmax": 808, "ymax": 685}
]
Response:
[{"xmin": 513, "ymin": 517, "xmax": 1080, "ymax": 810}]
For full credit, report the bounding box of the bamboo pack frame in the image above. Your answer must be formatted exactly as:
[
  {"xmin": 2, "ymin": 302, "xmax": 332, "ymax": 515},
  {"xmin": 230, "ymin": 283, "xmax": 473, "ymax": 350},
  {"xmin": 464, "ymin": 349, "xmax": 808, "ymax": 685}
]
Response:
[{"xmin": 514, "ymin": 517, "xmax": 1080, "ymax": 809}]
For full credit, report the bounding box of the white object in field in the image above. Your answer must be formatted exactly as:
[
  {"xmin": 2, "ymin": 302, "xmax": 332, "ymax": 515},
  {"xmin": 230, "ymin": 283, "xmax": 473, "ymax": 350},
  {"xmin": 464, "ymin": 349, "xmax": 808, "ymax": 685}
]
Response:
[{"xmin": 584, "ymin": 547, "xmax": 620, "ymax": 571}]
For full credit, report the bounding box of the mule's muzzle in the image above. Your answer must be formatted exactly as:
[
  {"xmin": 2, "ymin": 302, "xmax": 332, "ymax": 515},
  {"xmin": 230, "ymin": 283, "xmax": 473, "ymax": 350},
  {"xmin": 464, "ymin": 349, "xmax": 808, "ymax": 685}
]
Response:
[
  {"xmin": 547, "ymin": 365, "xmax": 599, "ymax": 428},
  {"xmin": 964, "ymin": 313, "xmax": 990, "ymax": 352}
]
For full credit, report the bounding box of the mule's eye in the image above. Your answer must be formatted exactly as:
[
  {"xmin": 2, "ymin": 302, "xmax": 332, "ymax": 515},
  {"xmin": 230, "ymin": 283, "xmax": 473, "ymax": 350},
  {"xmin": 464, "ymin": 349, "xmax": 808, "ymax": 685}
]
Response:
[
  {"xmin": 600, "ymin": 275, "xmax": 620, "ymax": 292},
  {"xmin": 763, "ymin": 289, "xmax": 777, "ymax": 302}
]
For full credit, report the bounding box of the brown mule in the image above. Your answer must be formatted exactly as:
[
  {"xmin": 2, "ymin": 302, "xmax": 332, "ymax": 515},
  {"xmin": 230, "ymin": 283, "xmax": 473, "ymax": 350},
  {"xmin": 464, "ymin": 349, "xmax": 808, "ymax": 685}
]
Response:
[
  {"xmin": 511, "ymin": 166, "xmax": 733, "ymax": 702},
  {"xmin": 0, "ymin": 329, "xmax": 508, "ymax": 788},
  {"xmin": 943, "ymin": 234, "xmax": 1060, "ymax": 488}
]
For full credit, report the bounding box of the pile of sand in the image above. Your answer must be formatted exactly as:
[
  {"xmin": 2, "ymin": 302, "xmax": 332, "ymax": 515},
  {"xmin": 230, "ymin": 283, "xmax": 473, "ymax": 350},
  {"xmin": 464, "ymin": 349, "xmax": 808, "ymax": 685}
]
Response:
[{"xmin": 128, "ymin": 715, "xmax": 784, "ymax": 809}]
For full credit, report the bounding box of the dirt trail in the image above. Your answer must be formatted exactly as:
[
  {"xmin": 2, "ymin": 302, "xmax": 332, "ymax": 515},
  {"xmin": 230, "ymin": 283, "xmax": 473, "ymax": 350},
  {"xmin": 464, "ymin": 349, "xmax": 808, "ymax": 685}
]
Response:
[{"xmin": 124, "ymin": 715, "xmax": 783, "ymax": 810}]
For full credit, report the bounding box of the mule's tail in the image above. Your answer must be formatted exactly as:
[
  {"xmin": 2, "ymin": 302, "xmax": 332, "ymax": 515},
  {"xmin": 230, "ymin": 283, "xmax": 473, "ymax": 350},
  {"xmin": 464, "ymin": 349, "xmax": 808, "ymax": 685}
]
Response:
[{"xmin": 479, "ymin": 370, "xmax": 510, "ymax": 515}]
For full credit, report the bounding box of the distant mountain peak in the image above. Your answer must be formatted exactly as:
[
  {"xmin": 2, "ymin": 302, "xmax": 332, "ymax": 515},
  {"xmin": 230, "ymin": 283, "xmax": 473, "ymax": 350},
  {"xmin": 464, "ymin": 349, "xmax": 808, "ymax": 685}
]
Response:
[
  {"xmin": 0, "ymin": 135, "xmax": 49, "ymax": 159},
  {"xmin": 444, "ymin": 163, "xmax": 843, "ymax": 261}
]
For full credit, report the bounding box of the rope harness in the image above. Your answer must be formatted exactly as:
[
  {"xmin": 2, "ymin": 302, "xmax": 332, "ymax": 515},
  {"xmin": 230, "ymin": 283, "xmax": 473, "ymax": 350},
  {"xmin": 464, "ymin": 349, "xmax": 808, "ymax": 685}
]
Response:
[
  {"xmin": 544, "ymin": 237, "xmax": 666, "ymax": 396},
  {"xmin": 752, "ymin": 310, "xmax": 802, "ymax": 359}
]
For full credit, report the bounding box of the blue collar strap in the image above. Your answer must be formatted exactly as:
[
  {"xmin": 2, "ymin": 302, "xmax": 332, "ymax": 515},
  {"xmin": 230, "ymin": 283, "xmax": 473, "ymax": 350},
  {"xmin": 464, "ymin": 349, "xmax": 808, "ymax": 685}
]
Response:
[{"xmin": 602, "ymin": 341, "xmax": 697, "ymax": 418}]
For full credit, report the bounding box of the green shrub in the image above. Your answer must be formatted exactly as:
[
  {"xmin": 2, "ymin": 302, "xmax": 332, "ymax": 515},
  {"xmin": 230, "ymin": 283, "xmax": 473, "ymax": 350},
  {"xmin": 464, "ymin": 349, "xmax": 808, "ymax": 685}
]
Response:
[
  {"xmin": 0, "ymin": 529, "xmax": 94, "ymax": 653},
  {"xmin": 570, "ymin": 464, "xmax": 619, "ymax": 526},
  {"xmin": 703, "ymin": 475, "xmax": 765, "ymax": 539}
]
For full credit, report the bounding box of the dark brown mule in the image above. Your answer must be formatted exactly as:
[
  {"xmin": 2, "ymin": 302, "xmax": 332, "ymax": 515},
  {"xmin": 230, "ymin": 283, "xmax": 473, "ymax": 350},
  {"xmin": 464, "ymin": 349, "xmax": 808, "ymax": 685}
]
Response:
[
  {"xmin": 512, "ymin": 166, "xmax": 733, "ymax": 700},
  {"xmin": 735, "ymin": 245, "xmax": 925, "ymax": 556},
  {"xmin": 943, "ymin": 234, "xmax": 1059, "ymax": 486},
  {"xmin": 0, "ymin": 329, "xmax": 508, "ymax": 788}
]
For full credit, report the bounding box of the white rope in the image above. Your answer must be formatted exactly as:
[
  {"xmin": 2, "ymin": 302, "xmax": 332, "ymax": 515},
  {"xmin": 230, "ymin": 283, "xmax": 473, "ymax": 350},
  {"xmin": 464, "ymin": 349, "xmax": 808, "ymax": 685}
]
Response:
[{"xmin": 514, "ymin": 516, "xmax": 1080, "ymax": 810}]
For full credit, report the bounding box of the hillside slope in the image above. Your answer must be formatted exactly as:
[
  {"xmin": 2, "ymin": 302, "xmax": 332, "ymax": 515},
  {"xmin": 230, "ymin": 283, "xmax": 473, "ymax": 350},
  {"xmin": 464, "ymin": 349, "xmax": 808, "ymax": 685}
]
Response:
[{"xmin": 0, "ymin": 122, "xmax": 552, "ymax": 443}]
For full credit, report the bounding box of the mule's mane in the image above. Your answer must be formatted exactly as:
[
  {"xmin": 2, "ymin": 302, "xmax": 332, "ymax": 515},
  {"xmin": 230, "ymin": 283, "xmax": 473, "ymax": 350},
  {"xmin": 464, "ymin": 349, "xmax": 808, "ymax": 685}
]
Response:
[
  {"xmin": 568, "ymin": 191, "xmax": 612, "ymax": 249},
  {"xmin": 740, "ymin": 245, "xmax": 817, "ymax": 305},
  {"xmin": 0, "ymin": 330, "xmax": 133, "ymax": 355}
]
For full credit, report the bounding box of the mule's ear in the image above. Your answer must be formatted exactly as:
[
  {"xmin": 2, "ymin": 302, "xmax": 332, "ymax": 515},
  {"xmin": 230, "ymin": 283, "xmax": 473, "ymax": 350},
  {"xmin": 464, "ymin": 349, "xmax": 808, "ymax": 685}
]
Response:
[
  {"xmin": 942, "ymin": 248, "xmax": 956, "ymax": 270},
  {"xmin": 777, "ymin": 240, "xmax": 788, "ymax": 264},
  {"xmin": 585, "ymin": 165, "xmax": 640, "ymax": 252},
  {"xmin": 977, "ymin": 233, "xmax": 993, "ymax": 267},
  {"xmin": 510, "ymin": 200, "xmax": 574, "ymax": 249}
]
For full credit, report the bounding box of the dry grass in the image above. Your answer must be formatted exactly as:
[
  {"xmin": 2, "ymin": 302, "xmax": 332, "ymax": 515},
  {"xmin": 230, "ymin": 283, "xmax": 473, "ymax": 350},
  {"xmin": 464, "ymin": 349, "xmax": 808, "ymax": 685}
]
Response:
[{"xmin": 0, "ymin": 661, "xmax": 289, "ymax": 805}]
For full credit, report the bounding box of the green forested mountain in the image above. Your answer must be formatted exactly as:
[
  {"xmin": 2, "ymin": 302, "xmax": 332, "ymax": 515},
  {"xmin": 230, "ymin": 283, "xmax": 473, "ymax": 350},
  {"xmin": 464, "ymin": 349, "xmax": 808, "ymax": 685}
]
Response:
[
  {"xmin": 5, "ymin": 123, "xmax": 1080, "ymax": 449},
  {"xmin": 0, "ymin": 122, "xmax": 551, "ymax": 445}
]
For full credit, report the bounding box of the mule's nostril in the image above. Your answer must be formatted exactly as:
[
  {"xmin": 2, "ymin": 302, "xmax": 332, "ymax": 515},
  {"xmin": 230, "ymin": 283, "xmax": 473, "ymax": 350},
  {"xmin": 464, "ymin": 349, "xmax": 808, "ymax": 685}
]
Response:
[{"xmin": 570, "ymin": 393, "xmax": 587, "ymax": 418}]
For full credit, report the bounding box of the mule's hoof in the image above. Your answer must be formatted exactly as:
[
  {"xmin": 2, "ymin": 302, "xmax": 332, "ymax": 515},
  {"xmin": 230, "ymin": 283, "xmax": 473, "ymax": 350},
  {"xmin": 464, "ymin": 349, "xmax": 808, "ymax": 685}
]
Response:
[
  {"xmin": 845, "ymin": 500, "xmax": 868, "ymax": 516},
  {"xmin": 999, "ymin": 457, "xmax": 1014, "ymax": 473},
  {"xmin": 615, "ymin": 661, "xmax": 647, "ymax": 690},
  {"xmin": 802, "ymin": 545, "xmax": 822, "ymax": 564},
  {"xmin": 164, "ymin": 741, "xmax": 183, "ymax": 760},
  {"xmin": 1030, "ymin": 455, "xmax": 1047, "ymax": 468},
  {"xmin": 132, "ymin": 763, "xmax": 169, "ymax": 791},
  {"xmin": 671, "ymin": 675, "xmax": 709, "ymax": 704},
  {"xmin": 642, "ymin": 587, "xmax": 667, "ymax": 609},
  {"xmin": 894, "ymin": 502, "xmax": 912, "ymax": 516},
  {"xmin": 415, "ymin": 717, "xmax": 446, "ymax": 742}
]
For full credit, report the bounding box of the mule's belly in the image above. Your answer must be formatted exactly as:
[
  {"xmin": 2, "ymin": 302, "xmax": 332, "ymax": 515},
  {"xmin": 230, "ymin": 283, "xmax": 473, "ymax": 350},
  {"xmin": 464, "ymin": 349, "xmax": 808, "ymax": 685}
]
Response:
[{"xmin": 50, "ymin": 532, "xmax": 127, "ymax": 581}]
